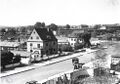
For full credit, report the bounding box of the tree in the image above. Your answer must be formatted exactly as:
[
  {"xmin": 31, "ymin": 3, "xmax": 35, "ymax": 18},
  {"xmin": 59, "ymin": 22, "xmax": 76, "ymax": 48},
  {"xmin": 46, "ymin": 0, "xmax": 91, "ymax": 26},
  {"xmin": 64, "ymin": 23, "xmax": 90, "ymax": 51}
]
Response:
[
  {"xmin": 48, "ymin": 23, "xmax": 58, "ymax": 31},
  {"xmin": 0, "ymin": 29, "xmax": 6, "ymax": 35},
  {"xmin": 41, "ymin": 22, "xmax": 45, "ymax": 28},
  {"xmin": 1, "ymin": 51, "xmax": 14, "ymax": 69},
  {"xmin": 94, "ymin": 24, "xmax": 101, "ymax": 30},
  {"xmin": 13, "ymin": 54, "xmax": 21, "ymax": 63},
  {"xmin": 21, "ymin": 27, "xmax": 26, "ymax": 34},
  {"xmin": 74, "ymin": 42, "xmax": 84, "ymax": 50},
  {"xmin": 66, "ymin": 24, "xmax": 70, "ymax": 29},
  {"xmin": 34, "ymin": 22, "xmax": 42, "ymax": 28},
  {"xmin": 8, "ymin": 29, "xmax": 16, "ymax": 35},
  {"xmin": 34, "ymin": 22, "xmax": 45, "ymax": 28},
  {"xmin": 81, "ymin": 32, "xmax": 91, "ymax": 48}
]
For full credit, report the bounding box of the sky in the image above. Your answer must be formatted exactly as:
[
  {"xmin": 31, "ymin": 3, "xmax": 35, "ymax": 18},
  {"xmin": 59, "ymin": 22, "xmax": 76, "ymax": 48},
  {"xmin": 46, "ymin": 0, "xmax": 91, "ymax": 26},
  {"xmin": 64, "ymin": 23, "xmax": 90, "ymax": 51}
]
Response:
[{"xmin": 0, "ymin": 0, "xmax": 120, "ymax": 26}]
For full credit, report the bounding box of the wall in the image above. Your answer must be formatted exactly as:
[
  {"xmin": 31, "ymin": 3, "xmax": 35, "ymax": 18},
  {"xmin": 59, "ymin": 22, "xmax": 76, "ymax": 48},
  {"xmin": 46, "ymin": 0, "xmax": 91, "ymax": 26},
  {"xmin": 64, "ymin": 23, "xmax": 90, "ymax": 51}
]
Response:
[
  {"xmin": 43, "ymin": 41, "xmax": 58, "ymax": 55},
  {"xmin": 68, "ymin": 37, "xmax": 77, "ymax": 48},
  {"xmin": 27, "ymin": 41, "xmax": 43, "ymax": 52}
]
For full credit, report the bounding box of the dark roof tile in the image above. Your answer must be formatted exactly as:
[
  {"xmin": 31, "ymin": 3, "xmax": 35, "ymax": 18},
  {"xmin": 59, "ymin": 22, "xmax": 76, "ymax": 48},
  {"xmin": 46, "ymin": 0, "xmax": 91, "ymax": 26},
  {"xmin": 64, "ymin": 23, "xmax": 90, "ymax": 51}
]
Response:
[{"xmin": 35, "ymin": 28, "xmax": 57, "ymax": 41}]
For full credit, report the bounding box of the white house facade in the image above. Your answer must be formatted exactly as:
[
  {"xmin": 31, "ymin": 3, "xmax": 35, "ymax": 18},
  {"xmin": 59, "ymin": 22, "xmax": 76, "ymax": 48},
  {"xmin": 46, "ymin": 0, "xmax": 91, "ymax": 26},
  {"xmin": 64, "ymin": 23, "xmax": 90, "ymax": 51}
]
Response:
[
  {"xmin": 27, "ymin": 29, "xmax": 43, "ymax": 54},
  {"xmin": 67, "ymin": 30, "xmax": 84, "ymax": 48}
]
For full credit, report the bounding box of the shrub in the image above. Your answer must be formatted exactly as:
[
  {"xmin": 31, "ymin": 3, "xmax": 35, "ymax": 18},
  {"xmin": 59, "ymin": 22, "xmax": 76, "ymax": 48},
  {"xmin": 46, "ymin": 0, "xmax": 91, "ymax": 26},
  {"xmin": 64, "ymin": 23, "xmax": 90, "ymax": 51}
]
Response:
[
  {"xmin": 13, "ymin": 54, "xmax": 21, "ymax": 63},
  {"xmin": 1, "ymin": 51, "xmax": 14, "ymax": 69}
]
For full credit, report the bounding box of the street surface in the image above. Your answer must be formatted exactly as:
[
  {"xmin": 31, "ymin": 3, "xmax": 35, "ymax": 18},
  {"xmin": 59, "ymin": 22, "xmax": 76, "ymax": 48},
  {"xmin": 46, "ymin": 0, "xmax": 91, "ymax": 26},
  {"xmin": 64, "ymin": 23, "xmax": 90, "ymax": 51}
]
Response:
[{"xmin": 1, "ymin": 50, "xmax": 97, "ymax": 84}]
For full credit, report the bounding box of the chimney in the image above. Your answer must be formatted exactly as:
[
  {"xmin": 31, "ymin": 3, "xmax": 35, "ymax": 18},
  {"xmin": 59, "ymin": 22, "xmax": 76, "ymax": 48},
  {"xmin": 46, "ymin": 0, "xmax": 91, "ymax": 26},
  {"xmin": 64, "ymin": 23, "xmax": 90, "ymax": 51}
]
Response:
[{"xmin": 53, "ymin": 31, "xmax": 56, "ymax": 35}]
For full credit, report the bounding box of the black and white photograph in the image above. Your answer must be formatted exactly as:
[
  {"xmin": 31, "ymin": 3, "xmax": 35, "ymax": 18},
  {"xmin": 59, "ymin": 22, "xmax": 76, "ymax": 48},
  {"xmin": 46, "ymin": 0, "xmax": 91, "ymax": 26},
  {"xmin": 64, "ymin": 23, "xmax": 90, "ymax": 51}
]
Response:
[{"xmin": 0, "ymin": 0, "xmax": 120, "ymax": 84}]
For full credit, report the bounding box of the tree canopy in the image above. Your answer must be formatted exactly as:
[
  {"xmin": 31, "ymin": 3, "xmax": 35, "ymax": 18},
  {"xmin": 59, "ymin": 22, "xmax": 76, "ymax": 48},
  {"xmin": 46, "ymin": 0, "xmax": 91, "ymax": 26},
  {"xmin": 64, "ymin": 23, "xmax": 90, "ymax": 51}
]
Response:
[
  {"xmin": 1, "ymin": 51, "xmax": 21, "ymax": 69},
  {"xmin": 81, "ymin": 32, "xmax": 91, "ymax": 48},
  {"xmin": 1, "ymin": 51, "xmax": 14, "ymax": 68},
  {"xmin": 66, "ymin": 24, "xmax": 70, "ymax": 29},
  {"xmin": 34, "ymin": 22, "xmax": 46, "ymax": 28},
  {"xmin": 48, "ymin": 23, "xmax": 58, "ymax": 31}
]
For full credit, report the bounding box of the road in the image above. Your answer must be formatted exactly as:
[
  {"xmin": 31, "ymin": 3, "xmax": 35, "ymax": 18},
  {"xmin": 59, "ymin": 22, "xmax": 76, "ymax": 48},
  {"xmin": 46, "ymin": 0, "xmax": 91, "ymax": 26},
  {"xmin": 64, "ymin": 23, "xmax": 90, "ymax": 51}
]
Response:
[{"xmin": 1, "ymin": 50, "xmax": 97, "ymax": 84}]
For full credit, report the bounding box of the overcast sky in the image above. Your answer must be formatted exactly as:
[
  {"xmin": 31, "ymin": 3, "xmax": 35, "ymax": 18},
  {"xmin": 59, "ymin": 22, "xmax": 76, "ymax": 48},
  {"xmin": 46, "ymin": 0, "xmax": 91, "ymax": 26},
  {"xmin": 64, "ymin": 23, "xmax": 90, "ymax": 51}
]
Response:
[{"xmin": 0, "ymin": 0, "xmax": 120, "ymax": 26}]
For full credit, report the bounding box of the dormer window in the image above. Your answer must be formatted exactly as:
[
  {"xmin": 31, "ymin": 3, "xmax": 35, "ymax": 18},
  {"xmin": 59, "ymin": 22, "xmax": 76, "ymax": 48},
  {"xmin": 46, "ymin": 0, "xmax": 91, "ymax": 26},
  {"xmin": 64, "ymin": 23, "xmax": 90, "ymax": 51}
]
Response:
[
  {"xmin": 31, "ymin": 37, "xmax": 33, "ymax": 39},
  {"xmin": 47, "ymin": 35, "xmax": 51, "ymax": 39},
  {"xmin": 36, "ymin": 36, "xmax": 39, "ymax": 39}
]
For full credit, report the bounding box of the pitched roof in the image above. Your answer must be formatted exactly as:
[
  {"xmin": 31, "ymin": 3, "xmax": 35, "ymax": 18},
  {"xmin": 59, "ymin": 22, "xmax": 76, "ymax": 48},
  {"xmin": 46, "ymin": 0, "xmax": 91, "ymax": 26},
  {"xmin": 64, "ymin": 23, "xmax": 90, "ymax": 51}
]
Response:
[
  {"xmin": 68, "ymin": 30, "xmax": 84, "ymax": 38},
  {"xmin": 35, "ymin": 28, "xmax": 57, "ymax": 41},
  {"xmin": 59, "ymin": 29, "xmax": 73, "ymax": 36},
  {"xmin": 11, "ymin": 50, "xmax": 31, "ymax": 57},
  {"xmin": 56, "ymin": 36, "xmax": 69, "ymax": 43}
]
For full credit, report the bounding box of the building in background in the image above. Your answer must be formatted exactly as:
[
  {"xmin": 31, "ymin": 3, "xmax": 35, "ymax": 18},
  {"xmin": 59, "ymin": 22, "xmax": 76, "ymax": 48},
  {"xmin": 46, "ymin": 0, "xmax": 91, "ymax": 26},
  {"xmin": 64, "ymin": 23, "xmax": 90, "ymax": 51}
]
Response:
[
  {"xmin": 56, "ymin": 36, "xmax": 72, "ymax": 51},
  {"xmin": 67, "ymin": 30, "xmax": 84, "ymax": 49},
  {"xmin": 0, "ymin": 41, "xmax": 20, "ymax": 51}
]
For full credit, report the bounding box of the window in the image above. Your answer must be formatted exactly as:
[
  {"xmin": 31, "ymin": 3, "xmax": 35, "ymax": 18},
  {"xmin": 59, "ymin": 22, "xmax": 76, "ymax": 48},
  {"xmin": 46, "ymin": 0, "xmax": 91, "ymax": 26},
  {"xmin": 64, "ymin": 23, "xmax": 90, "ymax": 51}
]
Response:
[
  {"xmin": 37, "ymin": 44, "xmax": 40, "ymax": 48},
  {"xmin": 71, "ymin": 38, "xmax": 73, "ymax": 41},
  {"xmin": 53, "ymin": 42, "xmax": 55, "ymax": 45},
  {"xmin": 46, "ymin": 43, "xmax": 48, "ymax": 46},
  {"xmin": 46, "ymin": 50, "xmax": 48, "ymax": 54},
  {"xmin": 74, "ymin": 39, "xmax": 76, "ymax": 41},
  {"xmin": 36, "ymin": 36, "xmax": 39, "ymax": 39},
  {"xmin": 31, "ymin": 37, "xmax": 33, "ymax": 39},
  {"xmin": 30, "ymin": 50, "xmax": 33, "ymax": 52},
  {"xmin": 34, "ymin": 32, "xmax": 35, "ymax": 34},
  {"xmin": 37, "ymin": 55, "xmax": 39, "ymax": 57},
  {"xmin": 30, "ymin": 43, "xmax": 33, "ymax": 46},
  {"xmin": 71, "ymin": 43, "xmax": 73, "ymax": 45}
]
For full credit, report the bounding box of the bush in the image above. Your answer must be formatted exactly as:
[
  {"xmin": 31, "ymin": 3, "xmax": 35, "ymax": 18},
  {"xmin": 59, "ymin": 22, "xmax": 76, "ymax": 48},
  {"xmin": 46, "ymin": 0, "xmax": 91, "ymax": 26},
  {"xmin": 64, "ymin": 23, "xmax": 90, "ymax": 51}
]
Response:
[
  {"xmin": 1, "ymin": 51, "xmax": 14, "ymax": 69},
  {"xmin": 74, "ymin": 43, "xmax": 84, "ymax": 50},
  {"xmin": 13, "ymin": 54, "xmax": 21, "ymax": 63}
]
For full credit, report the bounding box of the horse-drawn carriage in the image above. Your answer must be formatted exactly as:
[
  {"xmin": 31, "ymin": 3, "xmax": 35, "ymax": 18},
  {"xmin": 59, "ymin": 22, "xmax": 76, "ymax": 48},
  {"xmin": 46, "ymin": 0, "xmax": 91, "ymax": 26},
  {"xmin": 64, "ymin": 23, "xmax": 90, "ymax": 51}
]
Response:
[{"xmin": 72, "ymin": 57, "xmax": 84, "ymax": 70}]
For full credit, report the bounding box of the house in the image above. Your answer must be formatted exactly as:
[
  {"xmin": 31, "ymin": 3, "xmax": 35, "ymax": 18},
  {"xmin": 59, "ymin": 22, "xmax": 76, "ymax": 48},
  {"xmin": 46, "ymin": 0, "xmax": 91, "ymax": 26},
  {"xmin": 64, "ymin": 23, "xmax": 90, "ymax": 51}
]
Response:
[
  {"xmin": 67, "ymin": 30, "xmax": 84, "ymax": 49},
  {"xmin": 27, "ymin": 28, "xmax": 58, "ymax": 58},
  {"xmin": 56, "ymin": 36, "xmax": 72, "ymax": 51},
  {"xmin": 56, "ymin": 36, "xmax": 69, "ymax": 45},
  {"xmin": 99, "ymin": 26, "xmax": 106, "ymax": 30}
]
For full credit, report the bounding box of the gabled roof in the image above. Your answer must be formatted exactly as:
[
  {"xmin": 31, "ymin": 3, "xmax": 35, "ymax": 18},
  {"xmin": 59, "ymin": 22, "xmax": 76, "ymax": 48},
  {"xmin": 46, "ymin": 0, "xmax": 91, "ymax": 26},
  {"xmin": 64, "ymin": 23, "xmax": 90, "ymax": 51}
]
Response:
[{"xmin": 35, "ymin": 28, "xmax": 57, "ymax": 41}]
